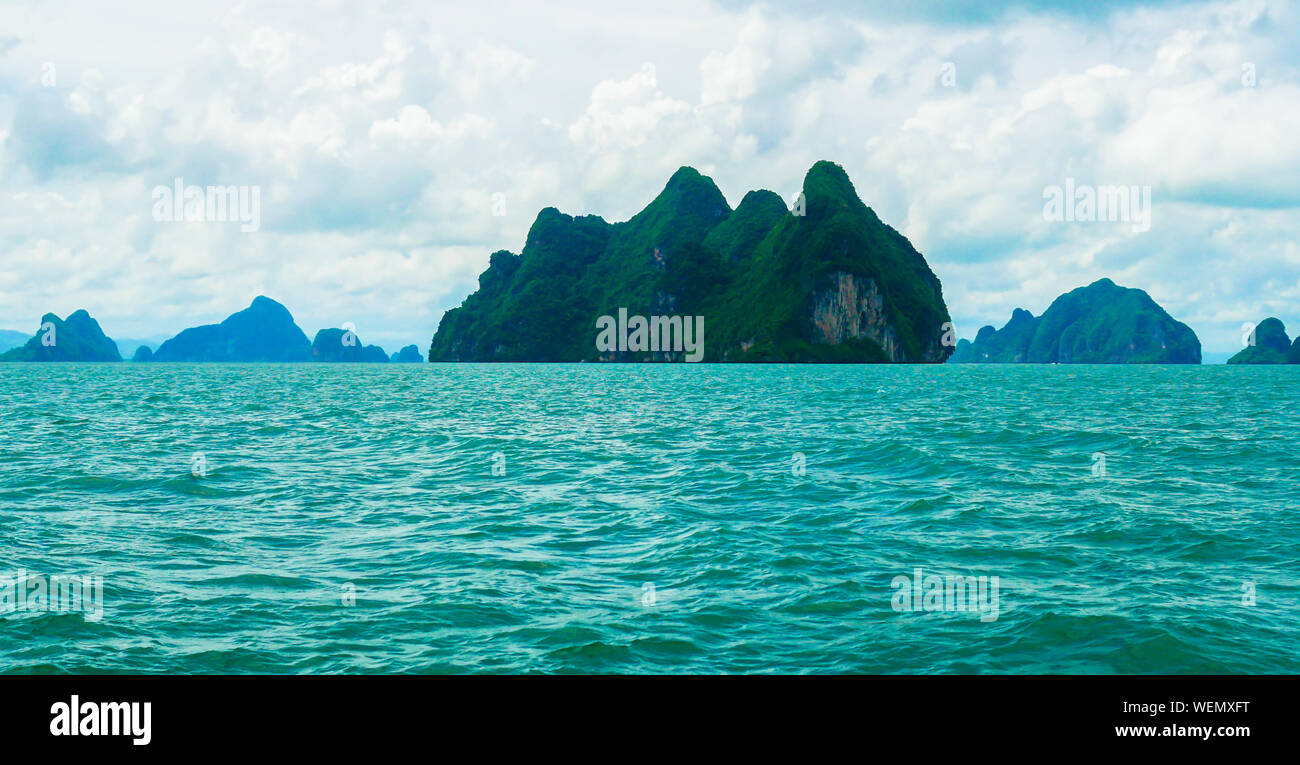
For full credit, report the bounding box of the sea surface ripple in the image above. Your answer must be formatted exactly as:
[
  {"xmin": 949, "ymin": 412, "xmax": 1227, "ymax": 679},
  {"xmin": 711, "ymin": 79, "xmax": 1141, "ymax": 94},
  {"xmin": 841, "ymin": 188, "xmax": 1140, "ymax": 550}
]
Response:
[{"xmin": 1, "ymin": 363, "xmax": 1297, "ymax": 673}]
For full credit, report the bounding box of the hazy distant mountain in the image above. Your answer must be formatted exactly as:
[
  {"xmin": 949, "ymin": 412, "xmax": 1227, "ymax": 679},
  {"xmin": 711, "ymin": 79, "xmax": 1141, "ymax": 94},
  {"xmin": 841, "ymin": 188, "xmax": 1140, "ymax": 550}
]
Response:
[
  {"xmin": 151, "ymin": 296, "xmax": 312, "ymax": 362},
  {"xmin": 429, "ymin": 161, "xmax": 953, "ymax": 363},
  {"xmin": 950, "ymin": 279, "xmax": 1201, "ymax": 364},
  {"xmin": 390, "ymin": 345, "xmax": 423, "ymax": 363},
  {"xmin": 0, "ymin": 329, "xmax": 29, "ymax": 353},
  {"xmin": 0, "ymin": 310, "xmax": 122, "ymax": 362},
  {"xmin": 311, "ymin": 328, "xmax": 388, "ymax": 362},
  {"xmin": 131, "ymin": 345, "xmax": 154, "ymax": 362}
]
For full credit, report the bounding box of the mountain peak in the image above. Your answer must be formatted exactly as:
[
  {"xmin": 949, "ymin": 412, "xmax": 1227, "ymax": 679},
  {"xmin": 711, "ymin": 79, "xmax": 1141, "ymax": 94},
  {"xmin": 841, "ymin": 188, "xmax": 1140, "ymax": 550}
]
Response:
[
  {"xmin": 249, "ymin": 295, "xmax": 288, "ymax": 312},
  {"xmin": 805, "ymin": 159, "xmax": 852, "ymax": 185},
  {"xmin": 801, "ymin": 160, "xmax": 867, "ymax": 218},
  {"xmin": 702, "ymin": 189, "xmax": 789, "ymax": 263},
  {"xmin": 156, "ymin": 298, "xmax": 311, "ymax": 362},
  {"xmin": 651, "ymin": 166, "xmax": 728, "ymax": 217},
  {"xmin": 735, "ymin": 189, "xmax": 786, "ymax": 214},
  {"xmin": 665, "ymin": 165, "xmax": 708, "ymax": 186}
]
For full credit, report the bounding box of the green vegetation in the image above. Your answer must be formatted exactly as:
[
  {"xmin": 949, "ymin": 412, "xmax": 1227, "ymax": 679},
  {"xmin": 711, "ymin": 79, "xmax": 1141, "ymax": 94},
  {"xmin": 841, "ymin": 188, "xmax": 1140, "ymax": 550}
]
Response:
[
  {"xmin": 1227, "ymin": 318, "xmax": 1293, "ymax": 364},
  {"xmin": 950, "ymin": 278, "xmax": 1201, "ymax": 364},
  {"xmin": 429, "ymin": 161, "xmax": 953, "ymax": 363}
]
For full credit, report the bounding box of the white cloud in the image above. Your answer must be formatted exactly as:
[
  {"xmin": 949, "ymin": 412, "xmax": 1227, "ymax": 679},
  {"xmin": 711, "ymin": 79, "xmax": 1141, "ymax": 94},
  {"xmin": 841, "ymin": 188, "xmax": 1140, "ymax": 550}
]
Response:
[
  {"xmin": 568, "ymin": 63, "xmax": 692, "ymax": 151},
  {"xmin": 0, "ymin": 0, "xmax": 1296, "ymax": 355}
]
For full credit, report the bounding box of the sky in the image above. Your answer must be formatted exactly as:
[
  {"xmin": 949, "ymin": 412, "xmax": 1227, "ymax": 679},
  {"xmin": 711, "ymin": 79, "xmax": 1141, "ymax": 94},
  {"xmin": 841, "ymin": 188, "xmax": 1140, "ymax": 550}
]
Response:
[{"xmin": 0, "ymin": 0, "xmax": 1297, "ymax": 354}]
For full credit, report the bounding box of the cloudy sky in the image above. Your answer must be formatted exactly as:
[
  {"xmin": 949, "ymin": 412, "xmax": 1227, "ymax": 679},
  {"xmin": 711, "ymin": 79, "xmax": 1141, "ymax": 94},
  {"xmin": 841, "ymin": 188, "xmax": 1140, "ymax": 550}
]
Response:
[{"xmin": 1, "ymin": 0, "xmax": 1297, "ymax": 355}]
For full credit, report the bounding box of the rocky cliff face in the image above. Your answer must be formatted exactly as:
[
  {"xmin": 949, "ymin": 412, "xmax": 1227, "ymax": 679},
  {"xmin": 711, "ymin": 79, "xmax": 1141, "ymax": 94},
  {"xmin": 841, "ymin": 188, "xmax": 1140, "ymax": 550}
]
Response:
[
  {"xmin": 950, "ymin": 279, "xmax": 1200, "ymax": 364},
  {"xmin": 810, "ymin": 273, "xmax": 905, "ymax": 361},
  {"xmin": 430, "ymin": 161, "xmax": 953, "ymax": 363}
]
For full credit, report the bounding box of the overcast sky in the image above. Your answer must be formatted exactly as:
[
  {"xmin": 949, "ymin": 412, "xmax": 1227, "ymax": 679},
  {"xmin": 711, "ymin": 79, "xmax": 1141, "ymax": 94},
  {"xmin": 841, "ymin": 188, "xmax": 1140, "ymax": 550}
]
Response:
[{"xmin": 1, "ymin": 0, "xmax": 1297, "ymax": 353}]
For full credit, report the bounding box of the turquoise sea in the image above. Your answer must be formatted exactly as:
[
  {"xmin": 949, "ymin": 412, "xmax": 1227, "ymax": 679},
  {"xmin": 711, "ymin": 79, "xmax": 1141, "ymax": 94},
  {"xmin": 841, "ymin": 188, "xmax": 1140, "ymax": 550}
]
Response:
[{"xmin": 1, "ymin": 363, "xmax": 1297, "ymax": 674}]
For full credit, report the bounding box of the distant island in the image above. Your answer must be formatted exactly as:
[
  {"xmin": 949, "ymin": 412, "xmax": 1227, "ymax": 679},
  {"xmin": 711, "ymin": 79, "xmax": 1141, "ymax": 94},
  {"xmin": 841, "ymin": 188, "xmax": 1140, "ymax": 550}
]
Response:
[
  {"xmin": 390, "ymin": 345, "xmax": 422, "ymax": 363},
  {"xmin": 429, "ymin": 161, "xmax": 954, "ymax": 363},
  {"xmin": 0, "ymin": 296, "xmax": 424, "ymax": 363},
  {"xmin": 949, "ymin": 278, "xmax": 1201, "ymax": 364},
  {"xmin": 150, "ymin": 297, "xmax": 312, "ymax": 362},
  {"xmin": 1228, "ymin": 318, "xmax": 1300, "ymax": 364},
  {"xmin": 0, "ymin": 310, "xmax": 121, "ymax": 362},
  {"xmin": 311, "ymin": 327, "xmax": 389, "ymax": 363}
]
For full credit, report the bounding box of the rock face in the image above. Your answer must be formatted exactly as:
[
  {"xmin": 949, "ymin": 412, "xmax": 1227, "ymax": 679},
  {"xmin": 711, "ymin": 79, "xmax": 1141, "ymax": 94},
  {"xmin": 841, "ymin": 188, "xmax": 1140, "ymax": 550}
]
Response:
[
  {"xmin": 152, "ymin": 296, "xmax": 312, "ymax": 362},
  {"xmin": 429, "ymin": 161, "xmax": 953, "ymax": 363},
  {"xmin": 390, "ymin": 345, "xmax": 422, "ymax": 363},
  {"xmin": 1227, "ymin": 318, "xmax": 1293, "ymax": 364},
  {"xmin": 950, "ymin": 278, "xmax": 1201, "ymax": 364},
  {"xmin": 0, "ymin": 310, "xmax": 122, "ymax": 361},
  {"xmin": 810, "ymin": 273, "xmax": 904, "ymax": 361},
  {"xmin": 131, "ymin": 345, "xmax": 154, "ymax": 362},
  {"xmin": 311, "ymin": 328, "xmax": 388, "ymax": 362}
]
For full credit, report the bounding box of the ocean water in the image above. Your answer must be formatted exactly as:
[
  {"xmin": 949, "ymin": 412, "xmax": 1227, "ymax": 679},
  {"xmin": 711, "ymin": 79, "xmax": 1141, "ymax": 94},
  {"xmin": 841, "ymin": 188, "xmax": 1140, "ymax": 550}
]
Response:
[{"xmin": 1, "ymin": 363, "xmax": 1297, "ymax": 674}]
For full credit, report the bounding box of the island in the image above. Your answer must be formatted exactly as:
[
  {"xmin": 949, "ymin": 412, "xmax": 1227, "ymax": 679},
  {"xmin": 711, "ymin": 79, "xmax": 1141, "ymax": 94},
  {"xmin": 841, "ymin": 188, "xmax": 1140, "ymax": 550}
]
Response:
[
  {"xmin": 429, "ymin": 161, "xmax": 954, "ymax": 363},
  {"xmin": 949, "ymin": 279, "xmax": 1201, "ymax": 364},
  {"xmin": 0, "ymin": 310, "xmax": 122, "ymax": 362}
]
